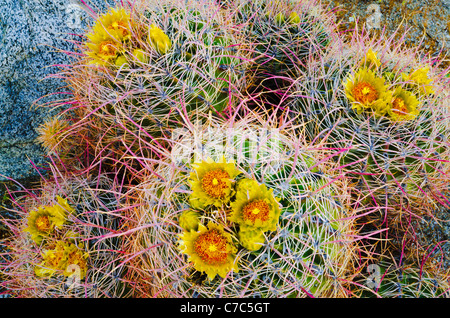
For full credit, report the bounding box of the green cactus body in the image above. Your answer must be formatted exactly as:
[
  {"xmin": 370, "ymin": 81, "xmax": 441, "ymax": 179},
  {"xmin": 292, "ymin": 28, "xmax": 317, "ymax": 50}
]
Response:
[
  {"xmin": 233, "ymin": 0, "xmax": 331, "ymax": 76},
  {"xmin": 130, "ymin": 116, "xmax": 361, "ymax": 297},
  {"xmin": 140, "ymin": 3, "xmax": 243, "ymax": 115}
]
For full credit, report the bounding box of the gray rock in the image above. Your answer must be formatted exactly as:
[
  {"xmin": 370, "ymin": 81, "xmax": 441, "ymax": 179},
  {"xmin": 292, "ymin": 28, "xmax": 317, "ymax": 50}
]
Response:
[
  {"xmin": 324, "ymin": 0, "xmax": 450, "ymax": 59},
  {"xmin": 0, "ymin": 0, "xmax": 113, "ymax": 182}
]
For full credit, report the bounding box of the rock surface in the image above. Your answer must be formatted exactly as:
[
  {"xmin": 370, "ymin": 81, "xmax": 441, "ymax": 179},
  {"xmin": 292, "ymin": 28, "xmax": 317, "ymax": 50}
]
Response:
[
  {"xmin": 0, "ymin": 0, "xmax": 113, "ymax": 183},
  {"xmin": 324, "ymin": 0, "xmax": 450, "ymax": 67},
  {"xmin": 0, "ymin": 0, "xmax": 114, "ymax": 296}
]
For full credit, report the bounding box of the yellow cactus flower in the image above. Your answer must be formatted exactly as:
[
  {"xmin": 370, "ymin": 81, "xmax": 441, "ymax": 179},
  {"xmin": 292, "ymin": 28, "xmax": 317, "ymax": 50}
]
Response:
[
  {"xmin": 35, "ymin": 240, "xmax": 68, "ymax": 277},
  {"xmin": 46, "ymin": 196, "xmax": 74, "ymax": 228},
  {"xmin": 35, "ymin": 241, "xmax": 88, "ymax": 280},
  {"xmin": 178, "ymin": 222, "xmax": 238, "ymax": 280},
  {"xmin": 360, "ymin": 48, "xmax": 381, "ymax": 69},
  {"xmin": 188, "ymin": 157, "xmax": 242, "ymax": 209},
  {"xmin": 387, "ymin": 86, "xmax": 420, "ymax": 121},
  {"xmin": 85, "ymin": 39, "xmax": 123, "ymax": 66},
  {"xmin": 343, "ymin": 67, "xmax": 392, "ymax": 116},
  {"xmin": 402, "ymin": 66, "xmax": 435, "ymax": 95},
  {"xmin": 24, "ymin": 207, "xmax": 55, "ymax": 244},
  {"xmin": 63, "ymin": 243, "xmax": 89, "ymax": 280},
  {"xmin": 149, "ymin": 24, "xmax": 171, "ymax": 55},
  {"xmin": 88, "ymin": 7, "xmax": 132, "ymax": 42},
  {"xmin": 56, "ymin": 195, "xmax": 74, "ymax": 213},
  {"xmin": 84, "ymin": 7, "xmax": 132, "ymax": 66},
  {"xmin": 230, "ymin": 179, "xmax": 281, "ymax": 233},
  {"xmin": 24, "ymin": 196, "xmax": 73, "ymax": 244}
]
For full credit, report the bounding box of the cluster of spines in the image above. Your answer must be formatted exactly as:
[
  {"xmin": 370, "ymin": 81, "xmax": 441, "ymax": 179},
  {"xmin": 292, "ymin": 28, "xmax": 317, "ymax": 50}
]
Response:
[
  {"xmin": 354, "ymin": 254, "xmax": 450, "ymax": 298},
  {"xmin": 224, "ymin": 0, "xmax": 337, "ymax": 112}
]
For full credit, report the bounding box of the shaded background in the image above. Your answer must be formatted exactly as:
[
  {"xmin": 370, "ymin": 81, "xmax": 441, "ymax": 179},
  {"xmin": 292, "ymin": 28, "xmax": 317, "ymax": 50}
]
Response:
[{"xmin": 325, "ymin": 0, "xmax": 449, "ymax": 67}]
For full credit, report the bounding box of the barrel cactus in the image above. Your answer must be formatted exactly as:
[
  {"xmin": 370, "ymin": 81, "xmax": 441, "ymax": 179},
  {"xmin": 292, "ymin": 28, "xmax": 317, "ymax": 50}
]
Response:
[
  {"xmin": 124, "ymin": 115, "xmax": 365, "ymax": 297},
  {"xmin": 289, "ymin": 30, "xmax": 450, "ymax": 218},
  {"xmin": 42, "ymin": 0, "xmax": 249, "ymax": 176},
  {"xmin": 0, "ymin": 171, "xmax": 131, "ymax": 297}
]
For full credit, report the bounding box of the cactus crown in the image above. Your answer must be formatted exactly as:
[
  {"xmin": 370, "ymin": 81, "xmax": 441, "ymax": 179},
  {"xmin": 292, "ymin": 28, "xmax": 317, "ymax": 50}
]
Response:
[
  {"xmin": 128, "ymin": 115, "xmax": 360, "ymax": 297},
  {"xmin": 289, "ymin": 32, "xmax": 450, "ymax": 212}
]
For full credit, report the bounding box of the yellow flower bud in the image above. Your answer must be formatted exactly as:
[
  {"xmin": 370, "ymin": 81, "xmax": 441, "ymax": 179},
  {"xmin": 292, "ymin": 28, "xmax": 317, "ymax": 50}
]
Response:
[
  {"xmin": 149, "ymin": 24, "xmax": 171, "ymax": 55},
  {"xmin": 179, "ymin": 210, "xmax": 200, "ymax": 232},
  {"xmin": 288, "ymin": 12, "xmax": 300, "ymax": 24},
  {"xmin": 274, "ymin": 12, "xmax": 285, "ymax": 24},
  {"xmin": 238, "ymin": 228, "xmax": 265, "ymax": 252},
  {"xmin": 115, "ymin": 55, "xmax": 128, "ymax": 67},
  {"xmin": 133, "ymin": 49, "xmax": 148, "ymax": 63}
]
